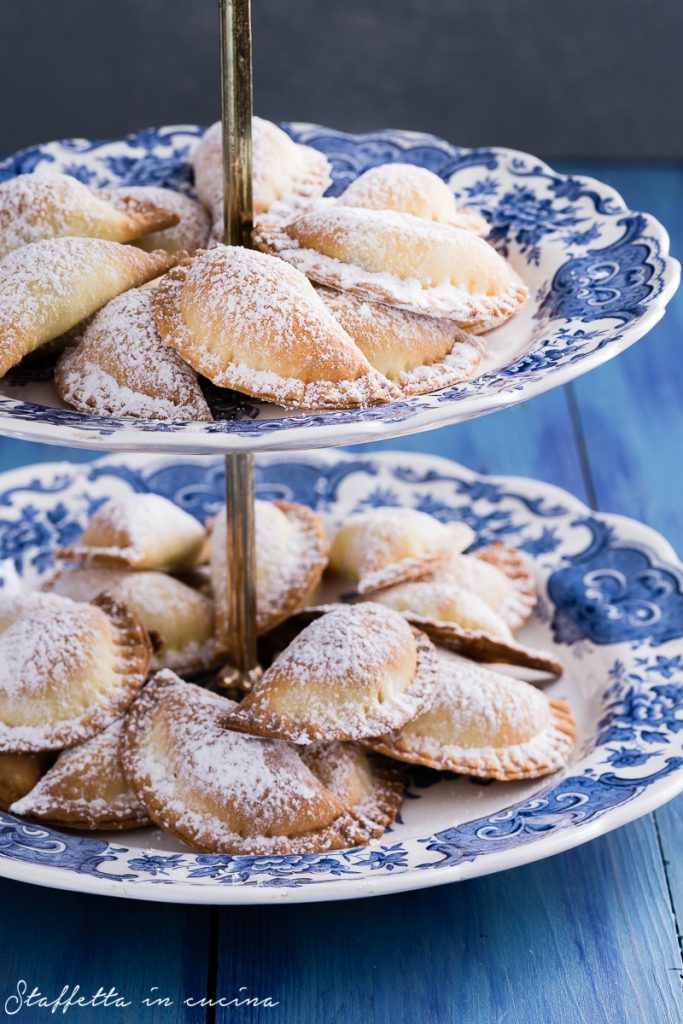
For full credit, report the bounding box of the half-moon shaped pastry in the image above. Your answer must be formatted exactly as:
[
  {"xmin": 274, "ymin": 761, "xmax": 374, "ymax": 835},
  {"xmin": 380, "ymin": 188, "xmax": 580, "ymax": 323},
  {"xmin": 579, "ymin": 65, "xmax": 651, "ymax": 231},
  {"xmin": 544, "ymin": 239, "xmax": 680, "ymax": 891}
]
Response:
[
  {"xmin": 254, "ymin": 203, "xmax": 528, "ymax": 330},
  {"xmin": 329, "ymin": 507, "xmax": 475, "ymax": 594},
  {"xmin": 368, "ymin": 655, "xmax": 576, "ymax": 780},
  {"xmin": 372, "ymin": 579, "xmax": 562, "ymax": 675},
  {"xmin": 210, "ymin": 499, "xmax": 329, "ymax": 638},
  {"xmin": 0, "ymin": 589, "xmax": 74, "ymax": 632},
  {"xmin": 317, "ymin": 286, "xmax": 483, "ymax": 396},
  {"xmin": 0, "ymin": 752, "xmax": 46, "ymax": 811},
  {"xmin": 225, "ymin": 603, "xmax": 441, "ymax": 743},
  {"xmin": 153, "ymin": 245, "xmax": 397, "ymax": 409},
  {"xmin": 59, "ymin": 492, "xmax": 206, "ymax": 571},
  {"xmin": 10, "ymin": 718, "xmax": 149, "ymax": 830},
  {"xmin": 0, "ymin": 171, "xmax": 179, "ymax": 260},
  {"xmin": 0, "ymin": 594, "xmax": 151, "ymax": 752},
  {"xmin": 192, "ymin": 117, "xmax": 331, "ymax": 235},
  {"xmin": 300, "ymin": 742, "xmax": 405, "ymax": 839},
  {"xmin": 121, "ymin": 671, "xmax": 368, "ymax": 854},
  {"xmin": 339, "ymin": 163, "xmax": 488, "ymax": 235},
  {"xmin": 46, "ymin": 567, "xmax": 219, "ymax": 674},
  {"xmin": 0, "ymin": 237, "xmax": 177, "ymax": 377},
  {"xmin": 114, "ymin": 185, "xmax": 211, "ymax": 253},
  {"xmin": 54, "ymin": 287, "xmax": 212, "ymax": 422}
]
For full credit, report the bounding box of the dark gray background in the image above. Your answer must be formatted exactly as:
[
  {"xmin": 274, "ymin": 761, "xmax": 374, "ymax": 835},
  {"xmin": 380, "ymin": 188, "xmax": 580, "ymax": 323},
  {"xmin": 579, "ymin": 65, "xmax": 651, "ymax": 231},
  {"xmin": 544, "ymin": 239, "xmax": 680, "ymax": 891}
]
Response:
[{"xmin": 1, "ymin": 0, "xmax": 681, "ymax": 160}]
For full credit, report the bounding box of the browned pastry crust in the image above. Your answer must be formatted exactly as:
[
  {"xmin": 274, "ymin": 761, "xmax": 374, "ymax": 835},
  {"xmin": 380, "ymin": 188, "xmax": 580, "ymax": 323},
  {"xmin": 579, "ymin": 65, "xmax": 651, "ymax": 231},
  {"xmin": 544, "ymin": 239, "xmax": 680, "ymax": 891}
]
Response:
[{"xmin": 474, "ymin": 541, "xmax": 537, "ymax": 632}]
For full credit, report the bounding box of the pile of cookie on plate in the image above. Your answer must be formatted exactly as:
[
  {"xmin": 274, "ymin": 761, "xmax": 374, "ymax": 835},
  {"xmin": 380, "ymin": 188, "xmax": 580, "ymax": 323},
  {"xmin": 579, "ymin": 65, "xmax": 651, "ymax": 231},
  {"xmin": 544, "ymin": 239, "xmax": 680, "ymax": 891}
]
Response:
[
  {"xmin": 0, "ymin": 117, "xmax": 528, "ymax": 418},
  {"xmin": 0, "ymin": 492, "xmax": 575, "ymax": 855}
]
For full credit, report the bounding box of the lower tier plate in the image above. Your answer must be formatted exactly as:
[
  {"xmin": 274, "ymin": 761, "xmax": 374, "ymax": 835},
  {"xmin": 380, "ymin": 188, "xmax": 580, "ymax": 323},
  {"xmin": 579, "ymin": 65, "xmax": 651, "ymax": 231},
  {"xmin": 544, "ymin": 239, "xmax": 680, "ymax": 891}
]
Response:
[{"xmin": 1, "ymin": 449, "xmax": 682, "ymax": 904}]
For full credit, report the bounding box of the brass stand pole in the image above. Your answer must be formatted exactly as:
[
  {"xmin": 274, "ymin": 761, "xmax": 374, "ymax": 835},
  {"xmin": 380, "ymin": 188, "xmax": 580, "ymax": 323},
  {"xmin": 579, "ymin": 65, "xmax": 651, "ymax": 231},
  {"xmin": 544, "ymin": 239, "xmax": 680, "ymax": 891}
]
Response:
[{"xmin": 217, "ymin": 0, "xmax": 262, "ymax": 692}]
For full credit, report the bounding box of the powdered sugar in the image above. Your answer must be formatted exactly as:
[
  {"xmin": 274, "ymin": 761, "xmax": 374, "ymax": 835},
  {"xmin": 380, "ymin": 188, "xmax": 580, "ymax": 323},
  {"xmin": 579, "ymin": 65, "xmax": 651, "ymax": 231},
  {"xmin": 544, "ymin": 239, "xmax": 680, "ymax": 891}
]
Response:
[
  {"xmin": 115, "ymin": 186, "xmax": 211, "ymax": 253},
  {"xmin": 55, "ymin": 287, "xmax": 212, "ymax": 422}
]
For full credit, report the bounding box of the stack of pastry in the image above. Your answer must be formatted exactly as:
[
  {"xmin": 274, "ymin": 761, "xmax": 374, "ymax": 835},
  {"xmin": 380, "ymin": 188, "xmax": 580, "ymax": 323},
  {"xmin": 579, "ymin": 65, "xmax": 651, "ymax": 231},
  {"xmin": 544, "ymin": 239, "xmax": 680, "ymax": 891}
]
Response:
[
  {"xmin": 1, "ymin": 492, "xmax": 575, "ymax": 855},
  {"xmin": 0, "ymin": 118, "xmax": 528, "ymax": 419}
]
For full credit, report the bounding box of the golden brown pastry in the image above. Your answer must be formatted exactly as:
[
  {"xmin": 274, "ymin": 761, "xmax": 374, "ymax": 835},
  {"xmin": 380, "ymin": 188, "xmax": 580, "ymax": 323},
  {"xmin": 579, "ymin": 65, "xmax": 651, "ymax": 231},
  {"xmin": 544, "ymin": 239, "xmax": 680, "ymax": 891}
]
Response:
[
  {"xmin": 192, "ymin": 117, "xmax": 331, "ymax": 235},
  {"xmin": 368, "ymin": 654, "xmax": 576, "ymax": 781},
  {"xmin": 372, "ymin": 578, "xmax": 562, "ymax": 675},
  {"xmin": 153, "ymin": 245, "xmax": 398, "ymax": 409},
  {"xmin": 339, "ymin": 163, "xmax": 488, "ymax": 234},
  {"xmin": 0, "ymin": 594, "xmax": 151, "ymax": 752},
  {"xmin": 254, "ymin": 202, "xmax": 528, "ymax": 331},
  {"xmin": 59, "ymin": 492, "xmax": 206, "ymax": 570},
  {"xmin": 46, "ymin": 567, "xmax": 219, "ymax": 674},
  {"xmin": 225, "ymin": 603, "xmax": 440, "ymax": 743},
  {"xmin": 210, "ymin": 498, "xmax": 329, "ymax": 639},
  {"xmin": 300, "ymin": 742, "xmax": 404, "ymax": 839},
  {"xmin": 114, "ymin": 185, "xmax": 211, "ymax": 253},
  {"xmin": 121, "ymin": 671, "xmax": 368, "ymax": 854},
  {"xmin": 54, "ymin": 286, "xmax": 212, "ymax": 422},
  {"xmin": 329, "ymin": 507, "xmax": 475, "ymax": 593},
  {"xmin": 0, "ymin": 752, "xmax": 47, "ymax": 811},
  {"xmin": 0, "ymin": 237, "xmax": 177, "ymax": 377},
  {"xmin": 469, "ymin": 541, "xmax": 537, "ymax": 632},
  {"xmin": 10, "ymin": 718, "xmax": 149, "ymax": 830},
  {"xmin": 0, "ymin": 170, "xmax": 179, "ymax": 260},
  {"xmin": 317, "ymin": 286, "xmax": 483, "ymax": 396}
]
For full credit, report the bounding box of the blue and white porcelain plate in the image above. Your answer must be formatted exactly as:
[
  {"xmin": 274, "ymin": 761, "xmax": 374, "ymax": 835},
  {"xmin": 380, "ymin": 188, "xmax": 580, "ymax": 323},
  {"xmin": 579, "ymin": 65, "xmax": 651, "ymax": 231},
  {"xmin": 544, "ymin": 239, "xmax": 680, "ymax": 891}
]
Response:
[
  {"xmin": 0, "ymin": 124, "xmax": 679, "ymax": 454},
  {"xmin": 1, "ymin": 449, "xmax": 682, "ymax": 904}
]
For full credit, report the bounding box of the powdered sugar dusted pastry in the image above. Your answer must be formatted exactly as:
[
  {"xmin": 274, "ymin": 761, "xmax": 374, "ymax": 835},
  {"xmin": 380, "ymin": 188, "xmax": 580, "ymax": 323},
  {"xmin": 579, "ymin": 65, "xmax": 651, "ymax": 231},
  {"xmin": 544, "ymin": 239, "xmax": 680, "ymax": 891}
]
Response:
[
  {"xmin": 317, "ymin": 286, "xmax": 483, "ymax": 396},
  {"xmin": 226, "ymin": 603, "xmax": 441, "ymax": 744},
  {"xmin": 59, "ymin": 493, "xmax": 206, "ymax": 571},
  {"xmin": 329, "ymin": 507, "xmax": 475, "ymax": 594},
  {"xmin": 368, "ymin": 654, "xmax": 575, "ymax": 781},
  {"xmin": 54, "ymin": 287, "xmax": 212, "ymax": 422},
  {"xmin": 114, "ymin": 185, "xmax": 211, "ymax": 253},
  {"xmin": 210, "ymin": 499, "xmax": 329, "ymax": 638},
  {"xmin": 339, "ymin": 163, "xmax": 488, "ymax": 235},
  {"xmin": 0, "ymin": 753, "xmax": 46, "ymax": 811},
  {"xmin": 254, "ymin": 202, "xmax": 528, "ymax": 330},
  {"xmin": 47, "ymin": 568, "xmax": 219, "ymax": 674},
  {"xmin": 0, "ymin": 589, "xmax": 74, "ymax": 632},
  {"xmin": 0, "ymin": 171, "xmax": 179, "ymax": 260},
  {"xmin": 472, "ymin": 542, "xmax": 537, "ymax": 632},
  {"xmin": 300, "ymin": 742, "xmax": 404, "ymax": 839},
  {"xmin": 372, "ymin": 578, "xmax": 562, "ymax": 675},
  {"xmin": 0, "ymin": 594, "xmax": 151, "ymax": 752},
  {"xmin": 153, "ymin": 245, "xmax": 397, "ymax": 409},
  {"xmin": 10, "ymin": 718, "xmax": 149, "ymax": 830},
  {"xmin": 0, "ymin": 237, "xmax": 177, "ymax": 377},
  {"xmin": 192, "ymin": 117, "xmax": 331, "ymax": 236},
  {"xmin": 121, "ymin": 671, "xmax": 367, "ymax": 854}
]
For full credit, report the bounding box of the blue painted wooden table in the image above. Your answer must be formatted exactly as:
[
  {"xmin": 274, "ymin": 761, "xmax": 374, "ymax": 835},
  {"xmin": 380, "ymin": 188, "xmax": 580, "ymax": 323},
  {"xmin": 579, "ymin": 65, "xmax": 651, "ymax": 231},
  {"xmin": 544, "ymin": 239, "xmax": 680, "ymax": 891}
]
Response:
[{"xmin": 0, "ymin": 165, "xmax": 681, "ymax": 1024}]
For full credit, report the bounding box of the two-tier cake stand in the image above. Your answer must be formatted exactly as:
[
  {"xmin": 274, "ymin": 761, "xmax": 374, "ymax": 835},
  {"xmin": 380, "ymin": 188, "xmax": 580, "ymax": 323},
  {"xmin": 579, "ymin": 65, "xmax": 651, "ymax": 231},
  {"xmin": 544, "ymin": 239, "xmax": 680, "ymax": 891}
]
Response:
[{"xmin": 0, "ymin": 0, "xmax": 681, "ymax": 903}]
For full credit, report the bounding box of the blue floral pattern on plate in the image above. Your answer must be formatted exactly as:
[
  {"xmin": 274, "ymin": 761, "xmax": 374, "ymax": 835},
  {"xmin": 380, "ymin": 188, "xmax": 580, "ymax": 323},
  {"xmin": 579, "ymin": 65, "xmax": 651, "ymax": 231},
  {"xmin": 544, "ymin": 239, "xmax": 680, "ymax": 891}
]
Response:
[
  {"xmin": 0, "ymin": 125, "xmax": 678, "ymax": 454},
  {"xmin": 0, "ymin": 450, "xmax": 681, "ymax": 903}
]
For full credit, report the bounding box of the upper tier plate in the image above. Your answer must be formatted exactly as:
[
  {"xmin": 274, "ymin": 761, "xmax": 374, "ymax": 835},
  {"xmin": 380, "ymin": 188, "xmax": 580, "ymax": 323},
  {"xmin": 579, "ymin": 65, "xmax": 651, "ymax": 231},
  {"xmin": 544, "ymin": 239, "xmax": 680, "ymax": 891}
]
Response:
[{"xmin": 0, "ymin": 124, "xmax": 679, "ymax": 454}]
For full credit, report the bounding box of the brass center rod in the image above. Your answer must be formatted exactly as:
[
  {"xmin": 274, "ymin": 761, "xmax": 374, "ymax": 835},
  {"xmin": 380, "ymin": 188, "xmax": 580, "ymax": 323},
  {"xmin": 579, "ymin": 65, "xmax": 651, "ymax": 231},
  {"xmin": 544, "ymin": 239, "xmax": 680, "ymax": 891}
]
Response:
[{"xmin": 218, "ymin": 0, "xmax": 259, "ymax": 684}]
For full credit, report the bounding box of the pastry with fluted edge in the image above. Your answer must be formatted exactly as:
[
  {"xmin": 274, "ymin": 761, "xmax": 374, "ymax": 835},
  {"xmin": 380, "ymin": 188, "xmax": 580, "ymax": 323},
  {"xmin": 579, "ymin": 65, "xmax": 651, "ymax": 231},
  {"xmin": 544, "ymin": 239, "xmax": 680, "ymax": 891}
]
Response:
[
  {"xmin": 317, "ymin": 286, "xmax": 483, "ymax": 396},
  {"xmin": 10, "ymin": 718, "xmax": 149, "ymax": 830},
  {"xmin": 54, "ymin": 287, "xmax": 212, "ymax": 422},
  {"xmin": 338, "ymin": 162, "xmax": 488, "ymax": 235},
  {"xmin": 367, "ymin": 653, "xmax": 575, "ymax": 781},
  {"xmin": 58, "ymin": 492, "xmax": 206, "ymax": 571},
  {"xmin": 0, "ymin": 237, "xmax": 178, "ymax": 377},
  {"xmin": 0, "ymin": 593, "xmax": 151, "ymax": 753},
  {"xmin": 329, "ymin": 506, "xmax": 475, "ymax": 594},
  {"xmin": 153, "ymin": 244, "xmax": 398, "ymax": 409},
  {"xmin": 371, "ymin": 578, "xmax": 562, "ymax": 675},
  {"xmin": 46, "ymin": 567, "xmax": 219, "ymax": 674},
  {"xmin": 0, "ymin": 170, "xmax": 179, "ymax": 260},
  {"xmin": 300, "ymin": 742, "xmax": 405, "ymax": 839},
  {"xmin": 120, "ymin": 671, "xmax": 369, "ymax": 854},
  {"xmin": 209, "ymin": 498, "xmax": 329, "ymax": 639},
  {"xmin": 254, "ymin": 201, "xmax": 528, "ymax": 331},
  {"xmin": 225, "ymin": 603, "xmax": 441, "ymax": 744},
  {"xmin": 192, "ymin": 116, "xmax": 331, "ymax": 235}
]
